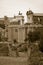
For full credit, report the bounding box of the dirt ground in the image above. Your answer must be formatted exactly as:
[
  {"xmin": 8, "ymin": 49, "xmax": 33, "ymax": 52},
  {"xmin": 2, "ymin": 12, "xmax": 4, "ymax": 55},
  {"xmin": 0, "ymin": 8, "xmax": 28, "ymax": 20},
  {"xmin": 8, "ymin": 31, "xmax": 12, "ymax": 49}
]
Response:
[{"xmin": 0, "ymin": 56, "xmax": 28, "ymax": 65}]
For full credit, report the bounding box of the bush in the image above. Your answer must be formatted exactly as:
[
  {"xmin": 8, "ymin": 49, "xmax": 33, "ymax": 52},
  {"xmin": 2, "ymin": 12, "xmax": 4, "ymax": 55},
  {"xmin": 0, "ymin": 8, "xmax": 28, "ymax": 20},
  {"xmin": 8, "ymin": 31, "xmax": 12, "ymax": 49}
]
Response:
[{"xmin": 28, "ymin": 30, "xmax": 40, "ymax": 43}]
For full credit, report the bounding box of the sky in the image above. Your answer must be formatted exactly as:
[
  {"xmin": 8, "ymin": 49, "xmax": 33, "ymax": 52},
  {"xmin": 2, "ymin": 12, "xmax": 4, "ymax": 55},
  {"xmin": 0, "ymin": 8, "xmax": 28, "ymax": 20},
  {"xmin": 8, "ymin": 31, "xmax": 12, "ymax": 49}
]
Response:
[{"xmin": 0, "ymin": 0, "xmax": 43, "ymax": 22}]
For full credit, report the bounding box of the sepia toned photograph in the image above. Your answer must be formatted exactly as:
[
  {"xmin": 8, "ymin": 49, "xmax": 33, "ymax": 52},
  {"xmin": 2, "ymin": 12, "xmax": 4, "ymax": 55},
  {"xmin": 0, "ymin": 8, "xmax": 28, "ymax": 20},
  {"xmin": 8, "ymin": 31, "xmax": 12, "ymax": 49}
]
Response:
[{"xmin": 0, "ymin": 0, "xmax": 43, "ymax": 65}]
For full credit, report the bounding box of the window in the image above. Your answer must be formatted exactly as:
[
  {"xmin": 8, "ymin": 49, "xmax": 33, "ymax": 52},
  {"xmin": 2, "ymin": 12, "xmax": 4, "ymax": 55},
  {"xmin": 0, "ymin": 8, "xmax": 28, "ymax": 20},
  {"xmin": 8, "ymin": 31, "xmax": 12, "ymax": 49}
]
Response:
[
  {"xmin": 18, "ymin": 20, "xmax": 20, "ymax": 24},
  {"xmin": 15, "ymin": 29, "xmax": 18, "ymax": 32}
]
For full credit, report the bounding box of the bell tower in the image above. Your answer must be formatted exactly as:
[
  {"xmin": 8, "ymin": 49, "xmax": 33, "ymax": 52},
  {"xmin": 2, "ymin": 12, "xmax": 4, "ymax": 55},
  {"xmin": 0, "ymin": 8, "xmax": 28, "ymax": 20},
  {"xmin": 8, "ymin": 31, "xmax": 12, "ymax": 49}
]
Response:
[{"xmin": 26, "ymin": 10, "xmax": 33, "ymax": 23}]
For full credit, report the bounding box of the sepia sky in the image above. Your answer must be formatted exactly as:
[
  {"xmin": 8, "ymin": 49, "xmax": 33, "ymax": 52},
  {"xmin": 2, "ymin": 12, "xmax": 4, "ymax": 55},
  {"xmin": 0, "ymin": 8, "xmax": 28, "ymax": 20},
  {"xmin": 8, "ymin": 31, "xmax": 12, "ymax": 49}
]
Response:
[{"xmin": 0, "ymin": 0, "xmax": 43, "ymax": 21}]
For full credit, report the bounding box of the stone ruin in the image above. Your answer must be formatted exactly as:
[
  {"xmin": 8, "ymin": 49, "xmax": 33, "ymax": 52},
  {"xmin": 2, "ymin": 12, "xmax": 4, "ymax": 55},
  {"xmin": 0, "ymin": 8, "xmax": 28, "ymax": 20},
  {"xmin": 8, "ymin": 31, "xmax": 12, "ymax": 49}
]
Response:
[{"xmin": 27, "ymin": 42, "xmax": 43, "ymax": 65}]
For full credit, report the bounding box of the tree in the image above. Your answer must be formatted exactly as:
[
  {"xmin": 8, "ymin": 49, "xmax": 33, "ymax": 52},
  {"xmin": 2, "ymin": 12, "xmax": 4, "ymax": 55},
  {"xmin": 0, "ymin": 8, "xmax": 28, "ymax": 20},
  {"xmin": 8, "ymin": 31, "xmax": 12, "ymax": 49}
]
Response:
[
  {"xmin": 13, "ymin": 39, "xmax": 19, "ymax": 57},
  {"xmin": 27, "ymin": 29, "xmax": 43, "ymax": 52},
  {"xmin": 27, "ymin": 30, "xmax": 40, "ymax": 43},
  {"xmin": 0, "ymin": 24, "xmax": 5, "ymax": 29},
  {"xmin": 27, "ymin": 30, "xmax": 41, "ymax": 65},
  {"xmin": 27, "ymin": 29, "xmax": 43, "ymax": 65}
]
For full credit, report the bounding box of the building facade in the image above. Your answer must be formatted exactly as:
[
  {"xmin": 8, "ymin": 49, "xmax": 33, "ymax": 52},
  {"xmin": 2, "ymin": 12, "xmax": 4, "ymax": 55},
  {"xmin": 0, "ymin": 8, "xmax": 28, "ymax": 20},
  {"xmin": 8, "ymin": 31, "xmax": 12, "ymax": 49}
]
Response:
[
  {"xmin": 8, "ymin": 12, "xmax": 25, "ymax": 43},
  {"xmin": 0, "ymin": 10, "xmax": 43, "ymax": 43}
]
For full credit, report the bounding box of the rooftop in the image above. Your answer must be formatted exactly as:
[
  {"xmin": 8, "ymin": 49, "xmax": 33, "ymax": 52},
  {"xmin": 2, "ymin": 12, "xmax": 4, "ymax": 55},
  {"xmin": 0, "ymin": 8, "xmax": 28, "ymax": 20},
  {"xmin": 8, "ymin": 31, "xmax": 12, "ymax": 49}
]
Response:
[{"xmin": 33, "ymin": 13, "xmax": 43, "ymax": 16}]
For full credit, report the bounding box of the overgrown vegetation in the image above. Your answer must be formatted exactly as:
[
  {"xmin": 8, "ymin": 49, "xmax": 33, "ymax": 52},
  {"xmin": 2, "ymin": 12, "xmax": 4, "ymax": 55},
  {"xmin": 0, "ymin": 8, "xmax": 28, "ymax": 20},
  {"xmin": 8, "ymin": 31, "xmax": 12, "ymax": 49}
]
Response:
[
  {"xmin": 25, "ymin": 29, "xmax": 43, "ymax": 52},
  {"xmin": 27, "ymin": 30, "xmax": 40, "ymax": 43}
]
